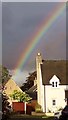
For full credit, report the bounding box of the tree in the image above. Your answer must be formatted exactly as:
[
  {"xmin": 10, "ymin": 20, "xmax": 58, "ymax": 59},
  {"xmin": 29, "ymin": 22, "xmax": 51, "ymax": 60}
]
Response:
[
  {"xmin": 0, "ymin": 65, "xmax": 11, "ymax": 119},
  {"xmin": 2, "ymin": 93, "xmax": 11, "ymax": 120},
  {"xmin": 20, "ymin": 71, "xmax": 37, "ymax": 92},
  {"xmin": 0, "ymin": 65, "xmax": 11, "ymax": 86}
]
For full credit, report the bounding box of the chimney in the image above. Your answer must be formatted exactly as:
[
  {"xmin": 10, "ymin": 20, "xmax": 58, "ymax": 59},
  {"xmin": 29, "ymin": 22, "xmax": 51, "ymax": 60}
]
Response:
[
  {"xmin": 36, "ymin": 53, "xmax": 42, "ymax": 67},
  {"xmin": 36, "ymin": 53, "xmax": 45, "ymax": 112}
]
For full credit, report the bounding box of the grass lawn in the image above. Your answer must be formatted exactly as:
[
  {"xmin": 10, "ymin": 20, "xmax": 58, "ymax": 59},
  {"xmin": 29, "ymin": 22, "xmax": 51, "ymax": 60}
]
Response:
[
  {"xmin": 9, "ymin": 113, "xmax": 55, "ymax": 120},
  {"xmin": 6, "ymin": 111, "xmax": 55, "ymax": 120}
]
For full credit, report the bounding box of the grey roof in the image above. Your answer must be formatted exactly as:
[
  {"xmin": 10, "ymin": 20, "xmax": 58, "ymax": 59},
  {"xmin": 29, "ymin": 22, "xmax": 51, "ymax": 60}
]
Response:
[
  {"xmin": 27, "ymin": 84, "xmax": 37, "ymax": 100},
  {"xmin": 27, "ymin": 84, "xmax": 37, "ymax": 93},
  {"xmin": 41, "ymin": 60, "xmax": 68, "ymax": 85}
]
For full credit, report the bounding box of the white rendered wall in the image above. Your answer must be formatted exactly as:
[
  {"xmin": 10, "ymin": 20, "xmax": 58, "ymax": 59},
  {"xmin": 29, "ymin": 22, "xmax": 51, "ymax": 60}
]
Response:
[{"xmin": 45, "ymin": 85, "xmax": 67, "ymax": 113}]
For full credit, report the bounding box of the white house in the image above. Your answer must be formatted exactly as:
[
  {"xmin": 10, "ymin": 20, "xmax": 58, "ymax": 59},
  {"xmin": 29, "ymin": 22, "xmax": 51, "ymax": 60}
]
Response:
[{"xmin": 36, "ymin": 53, "xmax": 68, "ymax": 113}]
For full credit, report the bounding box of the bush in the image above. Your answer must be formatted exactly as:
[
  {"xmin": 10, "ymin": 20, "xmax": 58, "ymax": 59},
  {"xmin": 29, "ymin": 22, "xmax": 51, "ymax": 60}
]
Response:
[
  {"xmin": 35, "ymin": 102, "xmax": 43, "ymax": 113},
  {"xmin": 10, "ymin": 90, "xmax": 32, "ymax": 102}
]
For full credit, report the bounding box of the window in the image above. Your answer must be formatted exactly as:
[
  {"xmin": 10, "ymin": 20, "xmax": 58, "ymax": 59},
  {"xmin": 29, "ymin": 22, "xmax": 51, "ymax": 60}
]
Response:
[
  {"xmin": 55, "ymin": 82, "xmax": 58, "ymax": 87},
  {"xmin": 52, "ymin": 100, "xmax": 56, "ymax": 106},
  {"xmin": 50, "ymin": 75, "xmax": 60, "ymax": 88},
  {"xmin": 52, "ymin": 82, "xmax": 58, "ymax": 87},
  {"xmin": 52, "ymin": 82, "xmax": 54, "ymax": 87}
]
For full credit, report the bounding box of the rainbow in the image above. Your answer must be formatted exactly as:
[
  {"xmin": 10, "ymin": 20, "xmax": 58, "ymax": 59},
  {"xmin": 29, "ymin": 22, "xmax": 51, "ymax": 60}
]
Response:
[{"xmin": 13, "ymin": 2, "xmax": 66, "ymax": 76}]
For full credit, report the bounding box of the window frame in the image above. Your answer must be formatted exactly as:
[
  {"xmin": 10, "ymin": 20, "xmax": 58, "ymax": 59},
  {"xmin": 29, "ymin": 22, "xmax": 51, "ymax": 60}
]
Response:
[{"xmin": 52, "ymin": 81, "xmax": 58, "ymax": 87}]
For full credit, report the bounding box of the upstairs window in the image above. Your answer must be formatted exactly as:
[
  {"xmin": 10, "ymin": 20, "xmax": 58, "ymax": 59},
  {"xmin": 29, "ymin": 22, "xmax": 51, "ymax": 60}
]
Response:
[
  {"xmin": 52, "ymin": 82, "xmax": 54, "ymax": 87},
  {"xmin": 56, "ymin": 82, "xmax": 58, "ymax": 87},
  {"xmin": 50, "ymin": 75, "xmax": 60, "ymax": 88},
  {"xmin": 52, "ymin": 81, "xmax": 58, "ymax": 87}
]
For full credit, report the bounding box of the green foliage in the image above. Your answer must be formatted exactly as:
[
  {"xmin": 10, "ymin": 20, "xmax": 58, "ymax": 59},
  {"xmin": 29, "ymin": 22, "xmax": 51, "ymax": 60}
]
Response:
[
  {"xmin": 2, "ymin": 93, "xmax": 11, "ymax": 115},
  {"xmin": 10, "ymin": 90, "xmax": 32, "ymax": 102},
  {"xmin": 0, "ymin": 65, "xmax": 11, "ymax": 85},
  {"xmin": 20, "ymin": 71, "xmax": 36, "ymax": 91},
  {"xmin": 35, "ymin": 102, "xmax": 43, "ymax": 113}
]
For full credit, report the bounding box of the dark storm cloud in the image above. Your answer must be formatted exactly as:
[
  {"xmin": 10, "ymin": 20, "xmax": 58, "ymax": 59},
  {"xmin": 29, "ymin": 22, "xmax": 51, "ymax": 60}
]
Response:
[
  {"xmin": 66, "ymin": 2, "xmax": 68, "ymax": 59},
  {"xmin": 0, "ymin": 2, "xmax": 2, "ymax": 65},
  {"xmin": 2, "ymin": 2, "xmax": 66, "ymax": 85},
  {"xmin": 3, "ymin": 2, "xmax": 58, "ymax": 69},
  {"xmin": 3, "ymin": 0, "xmax": 40, "ymax": 1}
]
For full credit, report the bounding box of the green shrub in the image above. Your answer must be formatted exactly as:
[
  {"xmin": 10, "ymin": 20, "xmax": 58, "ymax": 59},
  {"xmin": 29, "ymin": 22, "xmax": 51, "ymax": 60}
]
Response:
[
  {"xmin": 10, "ymin": 90, "xmax": 32, "ymax": 102},
  {"xmin": 35, "ymin": 102, "xmax": 43, "ymax": 113}
]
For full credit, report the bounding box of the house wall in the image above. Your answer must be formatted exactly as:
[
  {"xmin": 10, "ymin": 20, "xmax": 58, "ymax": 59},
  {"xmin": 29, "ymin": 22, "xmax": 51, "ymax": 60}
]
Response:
[
  {"xmin": 3, "ymin": 79, "xmax": 23, "ymax": 106},
  {"xmin": 4, "ymin": 79, "xmax": 22, "ymax": 97},
  {"xmin": 45, "ymin": 85, "xmax": 67, "ymax": 113},
  {"xmin": 36, "ymin": 53, "xmax": 67, "ymax": 113}
]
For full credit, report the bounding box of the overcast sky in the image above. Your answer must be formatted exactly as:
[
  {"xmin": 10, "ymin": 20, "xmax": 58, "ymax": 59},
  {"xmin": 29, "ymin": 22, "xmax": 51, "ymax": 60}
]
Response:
[
  {"xmin": 0, "ymin": 1, "xmax": 2, "ymax": 65},
  {"xmin": 1, "ymin": 0, "xmax": 68, "ymax": 2},
  {"xmin": 2, "ymin": 2, "xmax": 66, "ymax": 86}
]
